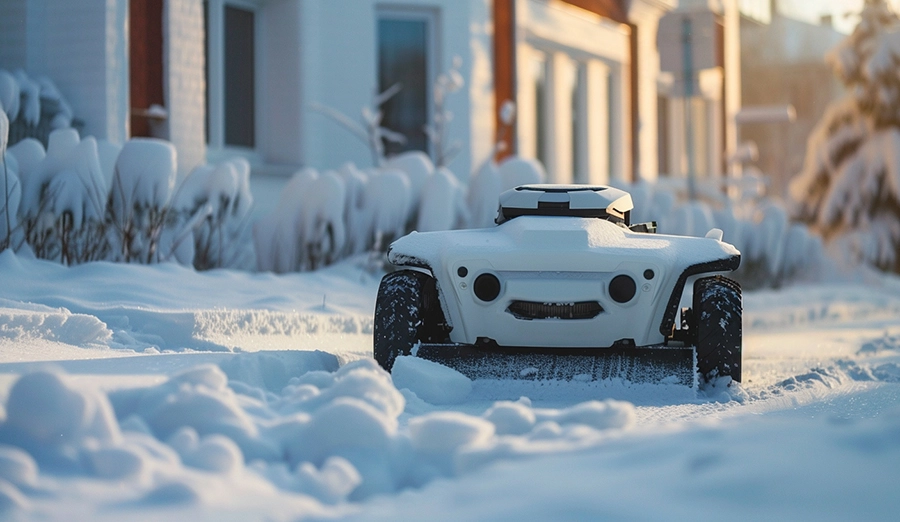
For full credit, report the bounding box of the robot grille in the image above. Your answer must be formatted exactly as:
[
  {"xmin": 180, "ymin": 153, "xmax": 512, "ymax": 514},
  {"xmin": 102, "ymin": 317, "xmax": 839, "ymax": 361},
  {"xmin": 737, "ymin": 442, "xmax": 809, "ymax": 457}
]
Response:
[{"xmin": 507, "ymin": 301, "xmax": 603, "ymax": 320}]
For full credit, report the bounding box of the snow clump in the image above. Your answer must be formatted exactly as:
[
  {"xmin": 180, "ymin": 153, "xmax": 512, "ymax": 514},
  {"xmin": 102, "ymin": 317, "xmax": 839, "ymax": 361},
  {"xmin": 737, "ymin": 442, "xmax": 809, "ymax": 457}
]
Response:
[
  {"xmin": 0, "ymin": 358, "xmax": 642, "ymax": 512},
  {"xmin": 391, "ymin": 355, "xmax": 473, "ymax": 405}
]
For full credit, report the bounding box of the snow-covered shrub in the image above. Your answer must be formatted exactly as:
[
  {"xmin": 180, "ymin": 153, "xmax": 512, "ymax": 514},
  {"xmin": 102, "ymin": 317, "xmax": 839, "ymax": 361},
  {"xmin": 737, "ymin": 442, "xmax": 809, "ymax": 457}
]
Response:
[
  {"xmin": 1, "ymin": 122, "xmax": 253, "ymax": 269},
  {"xmin": 173, "ymin": 158, "xmax": 255, "ymax": 270},
  {"xmin": 107, "ymin": 138, "xmax": 178, "ymax": 263},
  {"xmin": 789, "ymin": 0, "xmax": 900, "ymax": 273},
  {"xmin": 461, "ymin": 154, "xmax": 546, "ymax": 230},
  {"xmin": 730, "ymin": 201, "xmax": 825, "ymax": 288},
  {"xmin": 254, "ymin": 168, "xmax": 347, "ymax": 273},
  {"xmin": 364, "ymin": 167, "xmax": 409, "ymax": 252},
  {"xmin": 384, "ymin": 150, "xmax": 433, "ymax": 230},
  {"xmin": 336, "ymin": 162, "xmax": 372, "ymax": 257},
  {"xmin": 1, "ymin": 70, "xmax": 78, "ymax": 148},
  {"xmin": 0, "ymin": 70, "xmax": 20, "ymax": 122},
  {"xmin": 1, "ymin": 108, "xmax": 20, "ymax": 250},
  {"xmin": 417, "ymin": 167, "xmax": 468, "ymax": 232},
  {"xmin": 466, "ymin": 156, "xmax": 502, "ymax": 229},
  {"xmin": 8, "ymin": 129, "xmax": 110, "ymax": 263}
]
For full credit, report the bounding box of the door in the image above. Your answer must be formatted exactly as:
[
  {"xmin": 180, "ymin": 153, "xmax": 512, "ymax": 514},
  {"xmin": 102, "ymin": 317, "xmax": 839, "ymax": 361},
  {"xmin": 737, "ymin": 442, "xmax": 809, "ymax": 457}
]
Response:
[{"xmin": 129, "ymin": 0, "xmax": 165, "ymax": 138}]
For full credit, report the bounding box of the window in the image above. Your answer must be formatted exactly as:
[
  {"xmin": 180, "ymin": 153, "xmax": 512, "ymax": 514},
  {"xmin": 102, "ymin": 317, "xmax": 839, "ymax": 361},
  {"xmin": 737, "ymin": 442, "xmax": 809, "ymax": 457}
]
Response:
[
  {"xmin": 377, "ymin": 10, "xmax": 436, "ymax": 156},
  {"xmin": 224, "ymin": 6, "xmax": 255, "ymax": 148},
  {"xmin": 205, "ymin": 0, "xmax": 258, "ymax": 152}
]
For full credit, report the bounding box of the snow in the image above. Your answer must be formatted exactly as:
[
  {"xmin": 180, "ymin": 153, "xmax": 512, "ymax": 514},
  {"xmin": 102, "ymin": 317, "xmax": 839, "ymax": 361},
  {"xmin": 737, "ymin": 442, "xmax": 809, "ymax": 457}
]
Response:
[
  {"xmin": 392, "ymin": 356, "xmax": 473, "ymax": 405},
  {"xmin": 0, "ymin": 248, "xmax": 898, "ymax": 519},
  {"xmin": 111, "ymin": 138, "xmax": 177, "ymax": 212}
]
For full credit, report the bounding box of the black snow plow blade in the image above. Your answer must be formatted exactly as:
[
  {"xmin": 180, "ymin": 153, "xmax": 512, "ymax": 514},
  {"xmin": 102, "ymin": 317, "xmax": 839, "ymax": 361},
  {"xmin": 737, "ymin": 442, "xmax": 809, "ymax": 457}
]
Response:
[{"xmin": 413, "ymin": 343, "xmax": 697, "ymax": 387}]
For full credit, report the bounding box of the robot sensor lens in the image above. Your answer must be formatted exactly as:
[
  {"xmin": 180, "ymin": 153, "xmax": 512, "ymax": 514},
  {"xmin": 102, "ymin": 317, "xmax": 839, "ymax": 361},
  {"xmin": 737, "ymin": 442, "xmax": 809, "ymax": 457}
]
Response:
[
  {"xmin": 609, "ymin": 275, "xmax": 637, "ymax": 303},
  {"xmin": 474, "ymin": 273, "xmax": 501, "ymax": 302}
]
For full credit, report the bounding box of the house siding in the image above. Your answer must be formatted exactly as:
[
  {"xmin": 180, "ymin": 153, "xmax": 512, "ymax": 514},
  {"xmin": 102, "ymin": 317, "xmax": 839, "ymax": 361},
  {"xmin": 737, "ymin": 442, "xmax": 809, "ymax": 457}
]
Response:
[{"xmin": 0, "ymin": 0, "xmax": 28, "ymax": 69}]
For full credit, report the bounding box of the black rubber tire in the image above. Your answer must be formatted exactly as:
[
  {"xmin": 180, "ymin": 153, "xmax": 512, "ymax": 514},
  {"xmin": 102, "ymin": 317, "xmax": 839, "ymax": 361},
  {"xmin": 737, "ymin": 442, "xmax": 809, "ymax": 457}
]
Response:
[
  {"xmin": 693, "ymin": 276, "xmax": 742, "ymax": 383},
  {"xmin": 373, "ymin": 270, "xmax": 446, "ymax": 372}
]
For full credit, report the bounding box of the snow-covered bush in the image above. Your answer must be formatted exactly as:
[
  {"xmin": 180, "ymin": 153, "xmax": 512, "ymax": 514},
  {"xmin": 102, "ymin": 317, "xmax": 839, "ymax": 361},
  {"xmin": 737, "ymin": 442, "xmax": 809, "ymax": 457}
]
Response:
[
  {"xmin": 0, "ymin": 127, "xmax": 254, "ymax": 270},
  {"xmin": 417, "ymin": 167, "xmax": 469, "ymax": 232},
  {"xmin": 336, "ymin": 162, "xmax": 372, "ymax": 257},
  {"xmin": 789, "ymin": 0, "xmax": 900, "ymax": 273},
  {"xmin": 254, "ymin": 168, "xmax": 347, "ymax": 273},
  {"xmin": 1, "ymin": 108, "xmax": 19, "ymax": 250},
  {"xmin": 251, "ymin": 140, "xmax": 543, "ymax": 273},
  {"xmin": 497, "ymin": 156, "xmax": 546, "ymax": 192},
  {"xmin": 466, "ymin": 155, "xmax": 502, "ymax": 229},
  {"xmin": 624, "ymin": 179, "xmax": 823, "ymax": 289},
  {"xmin": 1, "ymin": 69, "xmax": 78, "ymax": 148},
  {"xmin": 464, "ymin": 101, "xmax": 527, "ymax": 229},
  {"xmin": 106, "ymin": 138, "xmax": 180, "ymax": 263},
  {"xmin": 255, "ymin": 146, "xmax": 519, "ymax": 273},
  {"xmin": 384, "ymin": 150, "xmax": 433, "ymax": 230},
  {"xmin": 7, "ymin": 129, "xmax": 110, "ymax": 263},
  {"xmin": 173, "ymin": 158, "xmax": 255, "ymax": 270},
  {"xmin": 365, "ymin": 167, "xmax": 411, "ymax": 252}
]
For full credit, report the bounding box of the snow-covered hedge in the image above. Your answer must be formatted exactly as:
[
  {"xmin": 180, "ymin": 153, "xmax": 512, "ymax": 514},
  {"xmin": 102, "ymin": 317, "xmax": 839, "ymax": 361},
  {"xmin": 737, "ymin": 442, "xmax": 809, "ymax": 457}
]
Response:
[
  {"xmin": 252, "ymin": 151, "xmax": 546, "ymax": 274},
  {"xmin": 0, "ymin": 69, "xmax": 80, "ymax": 148},
  {"xmin": 622, "ymin": 178, "xmax": 825, "ymax": 289},
  {"xmin": 173, "ymin": 158, "xmax": 255, "ymax": 270},
  {"xmin": 1, "ymin": 125, "xmax": 253, "ymax": 269}
]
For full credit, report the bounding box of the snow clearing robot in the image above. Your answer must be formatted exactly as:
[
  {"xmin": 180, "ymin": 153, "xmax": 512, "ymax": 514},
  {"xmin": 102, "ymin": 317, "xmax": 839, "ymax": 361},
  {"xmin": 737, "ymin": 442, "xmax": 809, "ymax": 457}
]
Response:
[{"xmin": 374, "ymin": 185, "xmax": 742, "ymax": 386}]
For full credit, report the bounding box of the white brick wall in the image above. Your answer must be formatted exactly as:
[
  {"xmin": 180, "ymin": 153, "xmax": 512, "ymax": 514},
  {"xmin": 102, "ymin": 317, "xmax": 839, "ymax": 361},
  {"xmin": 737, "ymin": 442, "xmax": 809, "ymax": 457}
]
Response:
[{"xmin": 165, "ymin": 0, "xmax": 206, "ymax": 176}]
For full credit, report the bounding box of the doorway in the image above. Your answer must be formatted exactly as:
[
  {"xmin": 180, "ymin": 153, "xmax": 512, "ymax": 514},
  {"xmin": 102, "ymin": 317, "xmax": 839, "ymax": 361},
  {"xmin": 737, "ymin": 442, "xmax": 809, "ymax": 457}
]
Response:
[{"xmin": 129, "ymin": 0, "xmax": 165, "ymax": 138}]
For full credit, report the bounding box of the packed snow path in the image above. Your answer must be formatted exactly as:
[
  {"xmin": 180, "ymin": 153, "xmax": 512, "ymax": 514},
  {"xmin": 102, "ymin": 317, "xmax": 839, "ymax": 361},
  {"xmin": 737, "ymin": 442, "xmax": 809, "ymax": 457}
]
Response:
[{"xmin": 0, "ymin": 251, "xmax": 898, "ymax": 520}]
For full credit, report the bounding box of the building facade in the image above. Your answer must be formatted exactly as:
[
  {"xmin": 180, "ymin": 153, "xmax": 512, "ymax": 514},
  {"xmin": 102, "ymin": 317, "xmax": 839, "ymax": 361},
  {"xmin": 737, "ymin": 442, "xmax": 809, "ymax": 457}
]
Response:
[{"xmin": 3, "ymin": 0, "xmax": 747, "ymax": 189}]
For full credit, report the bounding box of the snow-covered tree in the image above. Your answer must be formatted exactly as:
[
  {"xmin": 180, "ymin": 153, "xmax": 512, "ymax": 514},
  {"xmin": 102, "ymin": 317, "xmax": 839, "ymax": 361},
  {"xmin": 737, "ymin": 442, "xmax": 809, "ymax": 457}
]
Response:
[{"xmin": 789, "ymin": 0, "xmax": 900, "ymax": 272}]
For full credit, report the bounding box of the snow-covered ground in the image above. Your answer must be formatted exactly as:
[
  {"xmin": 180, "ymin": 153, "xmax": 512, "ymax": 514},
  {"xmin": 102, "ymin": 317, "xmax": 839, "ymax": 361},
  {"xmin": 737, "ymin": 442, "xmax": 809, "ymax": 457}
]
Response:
[{"xmin": 0, "ymin": 249, "xmax": 899, "ymax": 520}]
